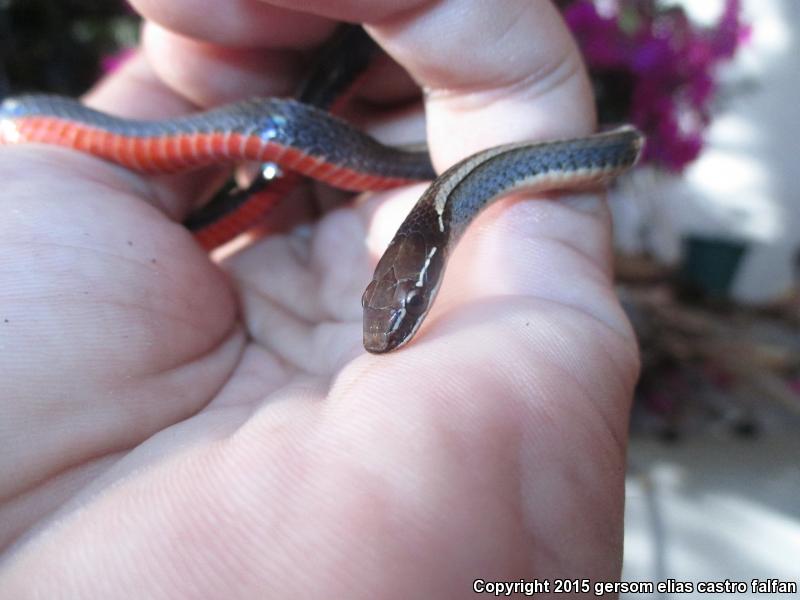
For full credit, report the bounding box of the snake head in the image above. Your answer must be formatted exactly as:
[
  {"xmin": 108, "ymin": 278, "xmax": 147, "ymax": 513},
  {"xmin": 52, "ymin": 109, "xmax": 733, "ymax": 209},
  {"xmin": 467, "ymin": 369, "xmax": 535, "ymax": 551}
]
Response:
[{"xmin": 362, "ymin": 231, "xmax": 445, "ymax": 354}]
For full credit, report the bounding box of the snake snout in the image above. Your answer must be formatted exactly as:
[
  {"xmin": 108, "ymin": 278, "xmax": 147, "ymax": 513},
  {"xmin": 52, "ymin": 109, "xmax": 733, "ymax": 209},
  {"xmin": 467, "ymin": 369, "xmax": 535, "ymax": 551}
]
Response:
[
  {"xmin": 362, "ymin": 306, "xmax": 394, "ymax": 354},
  {"xmin": 363, "ymin": 332, "xmax": 390, "ymax": 354}
]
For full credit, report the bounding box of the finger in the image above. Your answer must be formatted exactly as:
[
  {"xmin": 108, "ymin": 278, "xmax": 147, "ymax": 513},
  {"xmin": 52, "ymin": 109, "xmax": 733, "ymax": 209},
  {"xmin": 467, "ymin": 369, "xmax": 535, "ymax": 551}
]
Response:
[
  {"xmin": 83, "ymin": 51, "xmax": 229, "ymax": 219},
  {"xmin": 254, "ymin": 0, "xmax": 431, "ymax": 23},
  {"xmin": 142, "ymin": 22, "xmax": 304, "ymax": 107},
  {"xmin": 142, "ymin": 22, "xmax": 422, "ymax": 119},
  {"xmin": 129, "ymin": 0, "xmax": 336, "ymax": 47},
  {"xmin": 145, "ymin": 0, "xmax": 594, "ymax": 158},
  {"xmin": 374, "ymin": 11, "xmax": 595, "ymax": 170}
]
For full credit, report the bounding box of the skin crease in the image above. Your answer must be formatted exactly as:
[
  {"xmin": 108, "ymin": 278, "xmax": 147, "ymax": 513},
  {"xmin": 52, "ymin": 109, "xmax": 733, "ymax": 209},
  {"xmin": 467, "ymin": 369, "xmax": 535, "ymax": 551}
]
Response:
[{"xmin": 0, "ymin": 0, "xmax": 640, "ymax": 597}]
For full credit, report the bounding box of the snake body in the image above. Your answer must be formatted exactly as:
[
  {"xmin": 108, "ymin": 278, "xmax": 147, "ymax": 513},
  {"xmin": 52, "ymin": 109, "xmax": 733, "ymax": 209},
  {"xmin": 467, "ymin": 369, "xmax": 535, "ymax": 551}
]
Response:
[
  {"xmin": 0, "ymin": 95, "xmax": 434, "ymax": 188},
  {"xmin": 184, "ymin": 24, "xmax": 381, "ymax": 248},
  {"xmin": 361, "ymin": 127, "xmax": 643, "ymax": 352},
  {"xmin": 0, "ymin": 90, "xmax": 642, "ymax": 354}
]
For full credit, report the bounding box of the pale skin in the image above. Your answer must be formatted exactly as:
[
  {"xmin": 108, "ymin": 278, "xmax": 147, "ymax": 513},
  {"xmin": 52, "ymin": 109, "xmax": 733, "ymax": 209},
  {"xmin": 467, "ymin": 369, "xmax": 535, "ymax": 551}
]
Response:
[{"xmin": 0, "ymin": 0, "xmax": 639, "ymax": 597}]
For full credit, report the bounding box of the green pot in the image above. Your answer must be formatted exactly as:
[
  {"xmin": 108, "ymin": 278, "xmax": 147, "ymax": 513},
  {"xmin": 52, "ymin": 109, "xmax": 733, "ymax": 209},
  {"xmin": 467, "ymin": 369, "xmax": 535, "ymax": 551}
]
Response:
[{"xmin": 680, "ymin": 235, "xmax": 748, "ymax": 299}]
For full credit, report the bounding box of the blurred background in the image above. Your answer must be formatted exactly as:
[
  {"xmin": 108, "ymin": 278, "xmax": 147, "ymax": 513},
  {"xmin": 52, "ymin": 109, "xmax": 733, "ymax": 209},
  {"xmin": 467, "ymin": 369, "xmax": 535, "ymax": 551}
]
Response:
[{"xmin": 1, "ymin": 0, "xmax": 797, "ymax": 596}]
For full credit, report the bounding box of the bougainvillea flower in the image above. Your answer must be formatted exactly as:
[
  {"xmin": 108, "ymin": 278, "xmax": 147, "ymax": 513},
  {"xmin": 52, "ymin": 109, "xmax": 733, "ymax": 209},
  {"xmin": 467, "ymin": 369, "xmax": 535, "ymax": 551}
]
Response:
[{"xmin": 563, "ymin": 0, "xmax": 749, "ymax": 172}]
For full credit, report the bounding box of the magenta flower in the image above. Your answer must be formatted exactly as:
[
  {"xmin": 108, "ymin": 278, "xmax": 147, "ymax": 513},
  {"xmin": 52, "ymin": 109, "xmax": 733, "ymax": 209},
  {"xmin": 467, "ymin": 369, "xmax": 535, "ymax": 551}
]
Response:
[
  {"xmin": 563, "ymin": 0, "xmax": 750, "ymax": 172},
  {"xmin": 101, "ymin": 47, "xmax": 135, "ymax": 74}
]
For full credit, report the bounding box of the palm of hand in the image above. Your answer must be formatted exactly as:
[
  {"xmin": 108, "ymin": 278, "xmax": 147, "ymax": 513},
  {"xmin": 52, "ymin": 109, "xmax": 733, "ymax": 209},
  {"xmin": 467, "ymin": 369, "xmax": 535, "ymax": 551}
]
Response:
[{"xmin": 1, "ymin": 145, "xmax": 633, "ymax": 594}]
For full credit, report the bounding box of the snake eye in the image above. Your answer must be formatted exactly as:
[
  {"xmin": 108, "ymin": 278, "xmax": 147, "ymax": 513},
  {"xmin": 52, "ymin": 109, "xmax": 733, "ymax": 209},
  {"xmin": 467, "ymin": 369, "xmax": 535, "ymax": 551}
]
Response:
[{"xmin": 404, "ymin": 289, "xmax": 425, "ymax": 313}]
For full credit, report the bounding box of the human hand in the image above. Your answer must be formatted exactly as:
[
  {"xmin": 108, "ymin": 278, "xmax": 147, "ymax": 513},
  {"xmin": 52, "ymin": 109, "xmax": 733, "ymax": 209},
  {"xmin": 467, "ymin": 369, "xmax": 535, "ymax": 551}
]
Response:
[{"xmin": 0, "ymin": 1, "xmax": 639, "ymax": 597}]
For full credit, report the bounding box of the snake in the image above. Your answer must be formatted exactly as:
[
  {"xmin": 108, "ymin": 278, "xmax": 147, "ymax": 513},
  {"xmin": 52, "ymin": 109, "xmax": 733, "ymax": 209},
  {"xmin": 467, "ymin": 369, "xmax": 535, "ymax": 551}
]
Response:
[
  {"xmin": 0, "ymin": 56, "xmax": 643, "ymax": 355},
  {"xmin": 184, "ymin": 24, "xmax": 382, "ymax": 249}
]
